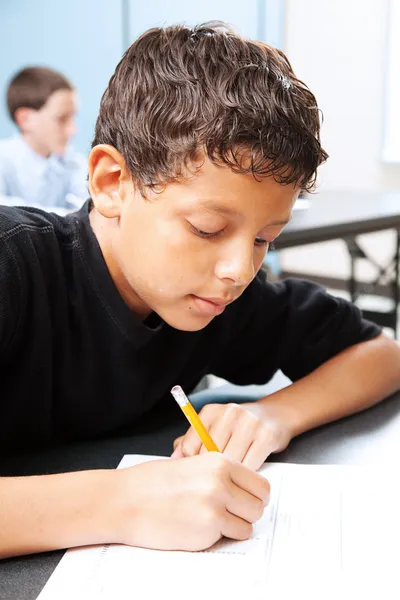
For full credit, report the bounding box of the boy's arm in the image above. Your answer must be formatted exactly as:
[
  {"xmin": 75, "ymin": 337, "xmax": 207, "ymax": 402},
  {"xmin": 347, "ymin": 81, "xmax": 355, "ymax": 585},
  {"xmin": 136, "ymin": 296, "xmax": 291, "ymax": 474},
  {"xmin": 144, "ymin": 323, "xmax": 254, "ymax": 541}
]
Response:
[
  {"xmin": 0, "ymin": 470, "xmax": 116, "ymax": 559},
  {"xmin": 0, "ymin": 454, "xmax": 270, "ymax": 559},
  {"xmin": 255, "ymin": 334, "xmax": 400, "ymax": 438},
  {"xmin": 173, "ymin": 334, "xmax": 400, "ymax": 469}
]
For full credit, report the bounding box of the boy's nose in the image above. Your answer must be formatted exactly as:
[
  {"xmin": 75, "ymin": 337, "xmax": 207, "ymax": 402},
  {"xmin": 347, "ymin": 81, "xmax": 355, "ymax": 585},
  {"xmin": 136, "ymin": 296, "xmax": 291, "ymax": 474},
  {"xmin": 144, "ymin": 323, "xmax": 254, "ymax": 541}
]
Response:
[
  {"xmin": 215, "ymin": 252, "xmax": 255, "ymax": 287},
  {"xmin": 67, "ymin": 121, "xmax": 77, "ymax": 138}
]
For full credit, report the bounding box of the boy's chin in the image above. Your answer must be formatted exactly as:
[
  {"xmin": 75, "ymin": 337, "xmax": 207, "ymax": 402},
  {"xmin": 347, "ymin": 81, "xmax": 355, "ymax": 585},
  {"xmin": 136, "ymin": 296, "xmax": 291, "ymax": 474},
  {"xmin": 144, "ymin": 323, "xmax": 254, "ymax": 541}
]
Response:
[
  {"xmin": 162, "ymin": 310, "xmax": 214, "ymax": 332},
  {"xmin": 52, "ymin": 143, "xmax": 68, "ymax": 155}
]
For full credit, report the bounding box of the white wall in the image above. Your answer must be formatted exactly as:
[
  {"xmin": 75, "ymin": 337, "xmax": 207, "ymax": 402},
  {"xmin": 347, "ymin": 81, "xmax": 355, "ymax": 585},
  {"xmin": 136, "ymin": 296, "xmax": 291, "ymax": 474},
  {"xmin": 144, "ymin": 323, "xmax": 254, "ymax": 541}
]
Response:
[{"xmin": 280, "ymin": 0, "xmax": 400, "ymax": 280}]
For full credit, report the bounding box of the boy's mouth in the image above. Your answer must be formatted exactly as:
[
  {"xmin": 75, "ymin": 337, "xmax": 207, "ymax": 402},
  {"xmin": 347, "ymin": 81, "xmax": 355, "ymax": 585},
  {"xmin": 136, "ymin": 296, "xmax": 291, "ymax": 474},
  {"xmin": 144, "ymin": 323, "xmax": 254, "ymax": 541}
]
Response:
[{"xmin": 190, "ymin": 295, "xmax": 235, "ymax": 317}]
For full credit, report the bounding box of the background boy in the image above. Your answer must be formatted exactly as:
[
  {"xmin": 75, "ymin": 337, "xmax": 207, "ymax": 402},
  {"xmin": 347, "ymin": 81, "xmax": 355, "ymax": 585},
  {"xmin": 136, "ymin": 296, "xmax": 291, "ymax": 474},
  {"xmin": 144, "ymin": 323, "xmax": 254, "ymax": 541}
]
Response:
[{"xmin": 0, "ymin": 66, "xmax": 87, "ymax": 208}]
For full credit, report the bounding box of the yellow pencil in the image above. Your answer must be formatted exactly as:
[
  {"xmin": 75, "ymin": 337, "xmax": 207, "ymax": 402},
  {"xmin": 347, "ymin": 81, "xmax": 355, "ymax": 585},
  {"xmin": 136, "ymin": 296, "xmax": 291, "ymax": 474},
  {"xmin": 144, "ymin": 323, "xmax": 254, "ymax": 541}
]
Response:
[{"xmin": 171, "ymin": 385, "xmax": 220, "ymax": 452}]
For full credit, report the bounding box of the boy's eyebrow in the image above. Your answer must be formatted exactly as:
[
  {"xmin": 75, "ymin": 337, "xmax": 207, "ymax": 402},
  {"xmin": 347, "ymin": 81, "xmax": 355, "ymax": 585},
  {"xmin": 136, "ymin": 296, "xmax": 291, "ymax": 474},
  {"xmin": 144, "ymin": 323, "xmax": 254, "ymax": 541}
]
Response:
[
  {"xmin": 194, "ymin": 199, "xmax": 291, "ymax": 225},
  {"xmin": 194, "ymin": 199, "xmax": 241, "ymax": 216},
  {"xmin": 267, "ymin": 217, "xmax": 292, "ymax": 226}
]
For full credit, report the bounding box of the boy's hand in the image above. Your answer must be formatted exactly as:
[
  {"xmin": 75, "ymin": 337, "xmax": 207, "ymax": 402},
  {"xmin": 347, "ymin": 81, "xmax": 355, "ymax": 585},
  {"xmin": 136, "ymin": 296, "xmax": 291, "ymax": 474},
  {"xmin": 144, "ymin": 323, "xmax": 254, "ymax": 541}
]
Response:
[
  {"xmin": 171, "ymin": 402, "xmax": 292, "ymax": 470},
  {"xmin": 114, "ymin": 453, "xmax": 270, "ymax": 552}
]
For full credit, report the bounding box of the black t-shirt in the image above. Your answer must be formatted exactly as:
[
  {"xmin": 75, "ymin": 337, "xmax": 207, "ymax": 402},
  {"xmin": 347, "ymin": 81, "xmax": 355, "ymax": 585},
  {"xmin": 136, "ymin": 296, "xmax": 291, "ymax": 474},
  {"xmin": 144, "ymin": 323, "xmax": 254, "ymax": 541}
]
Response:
[{"xmin": 0, "ymin": 202, "xmax": 380, "ymax": 451}]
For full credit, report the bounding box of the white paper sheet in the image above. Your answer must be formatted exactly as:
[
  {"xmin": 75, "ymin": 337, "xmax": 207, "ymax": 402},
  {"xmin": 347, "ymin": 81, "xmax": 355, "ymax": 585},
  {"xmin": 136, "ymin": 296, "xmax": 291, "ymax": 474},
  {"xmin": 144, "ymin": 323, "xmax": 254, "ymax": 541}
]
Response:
[{"xmin": 37, "ymin": 456, "xmax": 400, "ymax": 600}]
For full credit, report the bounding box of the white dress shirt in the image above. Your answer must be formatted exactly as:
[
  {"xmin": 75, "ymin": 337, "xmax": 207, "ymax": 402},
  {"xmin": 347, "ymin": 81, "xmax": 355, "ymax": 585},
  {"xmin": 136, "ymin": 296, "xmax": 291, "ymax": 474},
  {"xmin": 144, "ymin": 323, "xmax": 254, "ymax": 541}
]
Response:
[{"xmin": 0, "ymin": 135, "xmax": 88, "ymax": 209}]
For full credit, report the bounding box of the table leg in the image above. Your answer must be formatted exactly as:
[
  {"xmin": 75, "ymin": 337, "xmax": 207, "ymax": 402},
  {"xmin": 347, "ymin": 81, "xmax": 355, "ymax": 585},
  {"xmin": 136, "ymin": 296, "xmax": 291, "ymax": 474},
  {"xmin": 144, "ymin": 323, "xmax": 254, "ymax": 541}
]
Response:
[
  {"xmin": 344, "ymin": 234, "xmax": 399, "ymax": 338},
  {"xmin": 393, "ymin": 229, "xmax": 400, "ymax": 336}
]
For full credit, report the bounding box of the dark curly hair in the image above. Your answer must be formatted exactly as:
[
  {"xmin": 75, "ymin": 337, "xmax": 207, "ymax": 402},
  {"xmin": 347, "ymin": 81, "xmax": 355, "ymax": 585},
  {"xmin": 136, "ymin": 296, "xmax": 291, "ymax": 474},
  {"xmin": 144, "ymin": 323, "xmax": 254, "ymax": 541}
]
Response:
[{"xmin": 93, "ymin": 22, "xmax": 327, "ymax": 194}]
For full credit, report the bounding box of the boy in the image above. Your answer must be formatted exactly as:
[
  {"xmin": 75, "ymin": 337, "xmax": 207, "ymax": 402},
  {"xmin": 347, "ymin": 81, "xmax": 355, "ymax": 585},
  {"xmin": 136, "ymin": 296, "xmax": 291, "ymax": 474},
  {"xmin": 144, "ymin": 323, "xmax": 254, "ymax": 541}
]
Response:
[
  {"xmin": 0, "ymin": 66, "xmax": 87, "ymax": 208},
  {"xmin": 1, "ymin": 23, "xmax": 400, "ymax": 559}
]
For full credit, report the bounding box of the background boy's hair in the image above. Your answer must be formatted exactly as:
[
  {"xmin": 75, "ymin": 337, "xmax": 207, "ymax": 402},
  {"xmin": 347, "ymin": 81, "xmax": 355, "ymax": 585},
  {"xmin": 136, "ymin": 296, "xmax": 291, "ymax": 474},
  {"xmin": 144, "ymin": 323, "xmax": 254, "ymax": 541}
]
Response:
[
  {"xmin": 93, "ymin": 22, "xmax": 328, "ymax": 194},
  {"xmin": 7, "ymin": 66, "xmax": 73, "ymax": 123}
]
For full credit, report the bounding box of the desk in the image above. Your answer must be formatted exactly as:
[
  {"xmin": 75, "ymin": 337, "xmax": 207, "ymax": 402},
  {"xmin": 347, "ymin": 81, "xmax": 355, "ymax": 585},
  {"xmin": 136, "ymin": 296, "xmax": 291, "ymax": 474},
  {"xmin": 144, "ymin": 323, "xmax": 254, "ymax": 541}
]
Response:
[
  {"xmin": 275, "ymin": 191, "xmax": 400, "ymax": 333},
  {"xmin": 1, "ymin": 382, "xmax": 400, "ymax": 600}
]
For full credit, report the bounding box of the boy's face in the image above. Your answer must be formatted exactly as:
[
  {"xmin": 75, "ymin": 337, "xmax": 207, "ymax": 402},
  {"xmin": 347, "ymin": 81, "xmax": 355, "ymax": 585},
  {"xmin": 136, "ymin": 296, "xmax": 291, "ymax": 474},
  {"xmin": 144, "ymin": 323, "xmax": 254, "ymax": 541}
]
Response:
[
  {"xmin": 16, "ymin": 89, "xmax": 77, "ymax": 156},
  {"xmin": 89, "ymin": 148, "xmax": 297, "ymax": 332}
]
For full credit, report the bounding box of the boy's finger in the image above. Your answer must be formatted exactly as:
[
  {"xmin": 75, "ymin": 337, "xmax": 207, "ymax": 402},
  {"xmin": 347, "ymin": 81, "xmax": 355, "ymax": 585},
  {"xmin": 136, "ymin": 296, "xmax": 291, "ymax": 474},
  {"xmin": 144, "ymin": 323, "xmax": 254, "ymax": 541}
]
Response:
[
  {"xmin": 180, "ymin": 427, "xmax": 203, "ymax": 456},
  {"xmin": 170, "ymin": 445, "xmax": 185, "ymax": 459},
  {"xmin": 201, "ymin": 421, "xmax": 233, "ymax": 455},
  {"xmin": 220, "ymin": 511, "xmax": 253, "ymax": 542},
  {"xmin": 222, "ymin": 433, "xmax": 253, "ymax": 464},
  {"xmin": 230, "ymin": 462, "xmax": 271, "ymax": 506},
  {"xmin": 225, "ymin": 481, "xmax": 265, "ymax": 524},
  {"xmin": 180, "ymin": 409, "xmax": 220, "ymax": 456},
  {"xmin": 242, "ymin": 440, "xmax": 271, "ymax": 471},
  {"xmin": 173, "ymin": 436, "xmax": 183, "ymax": 451}
]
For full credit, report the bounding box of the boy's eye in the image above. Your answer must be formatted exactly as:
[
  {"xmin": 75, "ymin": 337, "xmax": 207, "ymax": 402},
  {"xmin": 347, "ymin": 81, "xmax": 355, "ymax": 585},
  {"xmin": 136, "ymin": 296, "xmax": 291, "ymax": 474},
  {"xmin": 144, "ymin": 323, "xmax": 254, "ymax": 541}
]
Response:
[
  {"xmin": 189, "ymin": 223, "xmax": 225, "ymax": 238},
  {"xmin": 255, "ymin": 238, "xmax": 275, "ymax": 250},
  {"xmin": 189, "ymin": 223, "xmax": 273, "ymax": 249}
]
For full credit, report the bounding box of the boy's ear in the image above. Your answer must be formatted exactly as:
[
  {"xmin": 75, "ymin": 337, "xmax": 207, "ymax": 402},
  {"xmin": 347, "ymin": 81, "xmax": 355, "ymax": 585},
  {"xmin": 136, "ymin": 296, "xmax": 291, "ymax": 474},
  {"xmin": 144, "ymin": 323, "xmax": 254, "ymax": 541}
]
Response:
[
  {"xmin": 88, "ymin": 144, "xmax": 130, "ymax": 218},
  {"xmin": 14, "ymin": 107, "xmax": 34, "ymax": 131}
]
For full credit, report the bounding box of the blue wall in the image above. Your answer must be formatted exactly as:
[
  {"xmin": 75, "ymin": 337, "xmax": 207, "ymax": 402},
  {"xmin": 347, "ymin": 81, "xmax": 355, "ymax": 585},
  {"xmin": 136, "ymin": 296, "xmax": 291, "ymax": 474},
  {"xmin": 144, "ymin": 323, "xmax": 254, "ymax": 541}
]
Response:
[
  {"xmin": 0, "ymin": 0, "xmax": 123, "ymax": 154},
  {"xmin": 125, "ymin": 0, "xmax": 284, "ymax": 48},
  {"xmin": 0, "ymin": 0, "xmax": 284, "ymax": 155}
]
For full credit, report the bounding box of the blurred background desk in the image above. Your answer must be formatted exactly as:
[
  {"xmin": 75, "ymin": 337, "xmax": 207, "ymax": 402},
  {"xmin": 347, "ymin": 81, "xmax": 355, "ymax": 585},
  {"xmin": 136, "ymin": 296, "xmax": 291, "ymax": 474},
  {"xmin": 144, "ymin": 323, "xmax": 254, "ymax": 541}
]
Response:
[{"xmin": 276, "ymin": 191, "xmax": 400, "ymax": 336}]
